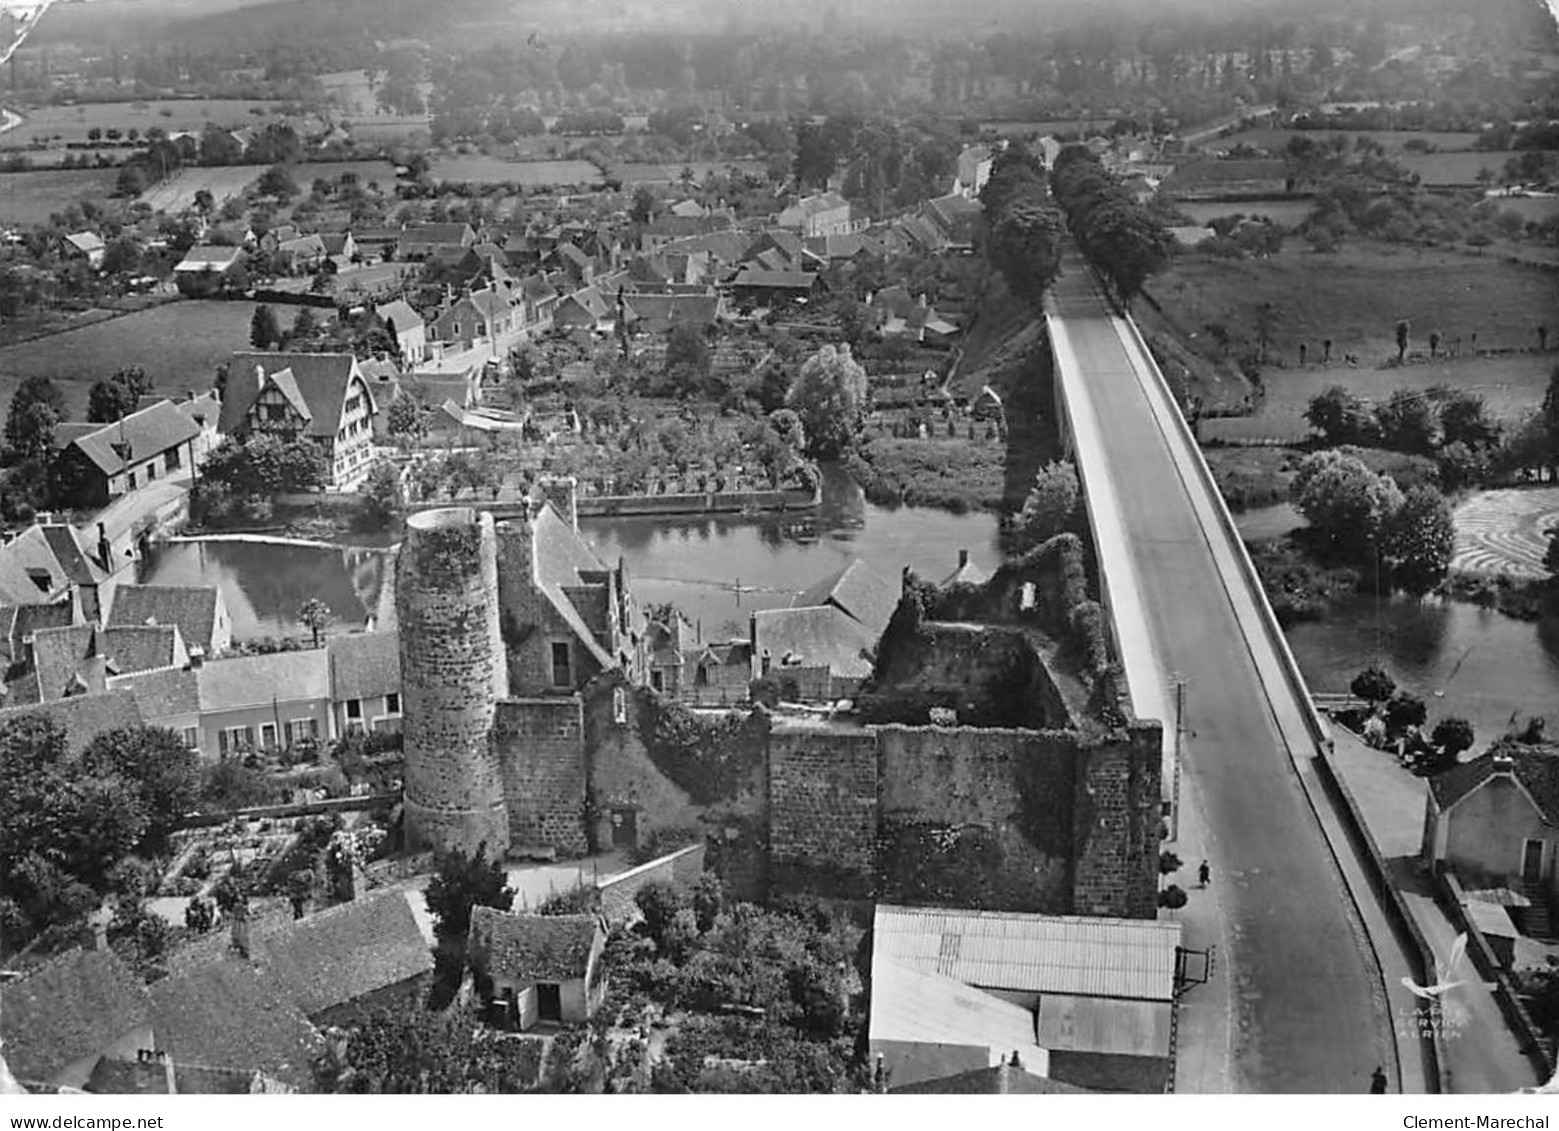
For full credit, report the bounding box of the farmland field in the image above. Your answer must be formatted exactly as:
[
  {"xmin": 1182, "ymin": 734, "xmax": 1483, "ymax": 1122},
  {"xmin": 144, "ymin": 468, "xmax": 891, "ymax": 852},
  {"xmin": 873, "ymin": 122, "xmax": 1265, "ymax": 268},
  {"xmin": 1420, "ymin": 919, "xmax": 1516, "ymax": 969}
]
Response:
[
  {"xmin": 1213, "ymin": 127, "xmax": 1481, "ymax": 154},
  {"xmin": 430, "ymin": 155, "xmax": 603, "ymax": 185},
  {"xmin": 1, "ymin": 100, "xmax": 284, "ymax": 148},
  {"xmin": 1489, "ymin": 195, "xmax": 1559, "ymax": 224},
  {"xmin": 1397, "ymin": 150, "xmax": 1522, "ymax": 185},
  {"xmin": 0, "ymin": 166, "xmax": 120, "ymax": 225},
  {"xmin": 137, "ymin": 165, "xmax": 261, "ymax": 213},
  {"xmin": 617, "ymin": 160, "xmax": 767, "ymax": 186},
  {"xmin": 0, "ymin": 300, "xmax": 258, "ymax": 419},
  {"xmin": 1147, "ymin": 244, "xmax": 1559, "ymax": 429},
  {"xmin": 303, "ymin": 159, "xmax": 399, "ymax": 187}
]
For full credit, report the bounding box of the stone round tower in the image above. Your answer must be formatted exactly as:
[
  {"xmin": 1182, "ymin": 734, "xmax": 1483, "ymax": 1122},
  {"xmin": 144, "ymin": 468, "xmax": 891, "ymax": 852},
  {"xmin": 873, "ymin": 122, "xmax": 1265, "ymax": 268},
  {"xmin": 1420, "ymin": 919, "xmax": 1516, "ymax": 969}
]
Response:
[{"xmin": 396, "ymin": 507, "xmax": 510, "ymax": 858}]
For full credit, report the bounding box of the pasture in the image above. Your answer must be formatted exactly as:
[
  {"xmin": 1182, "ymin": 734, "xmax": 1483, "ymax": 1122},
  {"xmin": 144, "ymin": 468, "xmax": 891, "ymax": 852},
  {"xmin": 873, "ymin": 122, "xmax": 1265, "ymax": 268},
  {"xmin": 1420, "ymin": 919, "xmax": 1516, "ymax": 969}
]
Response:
[
  {"xmin": 1148, "ymin": 244, "xmax": 1559, "ymax": 430},
  {"xmin": 1173, "ymin": 198, "xmax": 1315, "ymax": 228},
  {"xmin": 0, "ymin": 299, "xmax": 257, "ymax": 419},
  {"xmin": 617, "ymin": 160, "xmax": 767, "ymax": 186},
  {"xmin": 1213, "ymin": 127, "xmax": 1481, "ymax": 154},
  {"xmin": 1, "ymin": 100, "xmax": 283, "ymax": 147},
  {"xmin": 1397, "ymin": 150, "xmax": 1521, "ymax": 186},
  {"xmin": 430, "ymin": 155, "xmax": 603, "ymax": 186},
  {"xmin": 0, "ymin": 166, "xmax": 119, "ymax": 226},
  {"xmin": 137, "ymin": 165, "xmax": 260, "ymax": 213},
  {"xmin": 303, "ymin": 159, "xmax": 399, "ymax": 187}
]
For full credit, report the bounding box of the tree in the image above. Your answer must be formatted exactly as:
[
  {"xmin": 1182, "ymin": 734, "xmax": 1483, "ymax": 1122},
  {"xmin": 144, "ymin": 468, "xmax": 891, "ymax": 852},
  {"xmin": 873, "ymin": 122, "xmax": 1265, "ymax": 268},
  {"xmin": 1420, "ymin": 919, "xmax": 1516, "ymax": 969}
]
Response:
[
  {"xmin": 1351, "ymin": 665, "xmax": 1396, "ymax": 706},
  {"xmin": 786, "ymin": 343, "xmax": 869, "ymax": 459},
  {"xmin": 257, "ymin": 164, "xmax": 298, "ymax": 199},
  {"xmin": 1381, "ymin": 486, "xmax": 1455, "ymax": 595},
  {"xmin": 988, "ymin": 199, "xmax": 1065, "ymax": 302},
  {"xmin": 298, "ymin": 597, "xmax": 334, "ymax": 648},
  {"xmin": 80, "ymin": 726, "xmax": 200, "ymax": 855},
  {"xmin": 630, "ymin": 186, "xmax": 656, "ymax": 225},
  {"xmin": 87, "ymin": 365, "xmax": 152, "ymax": 424},
  {"xmin": 1395, "ymin": 319, "xmax": 1409, "ymax": 362},
  {"xmin": 5, "ymin": 376, "xmax": 64, "ymax": 460},
  {"xmin": 1375, "ymin": 389, "xmax": 1439, "ymax": 455},
  {"xmin": 1078, "ymin": 196, "xmax": 1175, "ymax": 305},
  {"xmin": 634, "ymin": 881, "xmax": 684, "ymax": 949},
  {"xmin": 1305, "ymin": 385, "xmax": 1376, "ymax": 446},
  {"xmin": 1440, "ymin": 390, "xmax": 1500, "ymax": 449},
  {"xmin": 665, "ymin": 324, "xmax": 712, "ymax": 391},
  {"xmin": 287, "ymin": 869, "xmax": 315, "ymax": 919},
  {"xmin": 423, "ymin": 842, "xmax": 514, "ymax": 942},
  {"xmin": 1431, "ymin": 717, "xmax": 1475, "ymax": 761},
  {"xmin": 1253, "ymin": 302, "xmax": 1279, "ymax": 364},
  {"xmin": 101, "ymin": 235, "xmax": 142, "ymax": 277},
  {"xmin": 1385, "ymin": 692, "xmax": 1428, "ymax": 737},
  {"xmin": 1289, "ymin": 449, "xmax": 1402, "ymax": 562},
  {"xmin": 1013, "ymin": 460, "xmax": 1079, "ymax": 551},
  {"xmin": 184, "ymin": 895, "xmax": 215, "ymax": 934},
  {"xmin": 386, "ymin": 395, "xmax": 429, "ymax": 448},
  {"xmin": 359, "ymin": 459, "xmax": 403, "ymax": 531},
  {"xmin": 292, "ymin": 305, "xmax": 318, "ymax": 344},
  {"xmin": 250, "ymin": 304, "xmax": 282, "ymax": 351}
]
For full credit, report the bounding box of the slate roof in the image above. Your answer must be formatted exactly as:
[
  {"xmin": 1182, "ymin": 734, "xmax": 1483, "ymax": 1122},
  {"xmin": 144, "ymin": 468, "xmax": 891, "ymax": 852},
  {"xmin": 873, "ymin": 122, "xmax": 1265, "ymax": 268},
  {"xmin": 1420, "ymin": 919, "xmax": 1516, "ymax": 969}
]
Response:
[
  {"xmin": 150, "ymin": 961, "xmax": 322, "ymax": 1091},
  {"xmin": 526, "ymin": 501, "xmax": 616, "ymax": 669},
  {"xmin": 59, "ymin": 400, "xmax": 201, "ymax": 477},
  {"xmin": 1429, "ymin": 741, "xmax": 1559, "ymax": 823},
  {"xmin": 0, "ymin": 949, "xmax": 152, "ymax": 1084},
  {"xmin": 250, "ymin": 892, "xmax": 433, "ymax": 1018},
  {"xmin": 0, "ymin": 689, "xmax": 143, "ymax": 754},
  {"xmin": 661, "ymin": 231, "xmax": 755, "ymax": 264},
  {"xmin": 0, "ymin": 601, "xmax": 72, "ymax": 667},
  {"xmin": 402, "ymin": 222, "xmax": 475, "ymax": 246},
  {"xmin": 107, "ymin": 666, "xmax": 200, "ymax": 722},
  {"xmin": 28, "ymin": 624, "xmax": 105, "ymax": 701},
  {"xmin": 320, "ymin": 232, "xmax": 352, "ymax": 256},
  {"xmin": 623, "ymin": 292, "xmax": 720, "ymax": 332},
  {"xmin": 0, "ymin": 524, "xmax": 108, "ymax": 605},
  {"xmin": 99, "ymin": 624, "xmax": 181, "ymax": 676},
  {"xmin": 327, "ymin": 631, "xmax": 400, "ymax": 701},
  {"xmin": 752, "ymin": 605, "xmax": 876, "ymax": 681},
  {"xmin": 796, "ymin": 558, "xmax": 899, "ymax": 633},
  {"xmin": 520, "ymin": 274, "xmax": 558, "ymax": 303},
  {"xmin": 555, "ymin": 286, "xmax": 610, "ymax": 323},
  {"xmin": 277, "ymin": 234, "xmax": 326, "ymax": 258},
  {"xmin": 469, "ymin": 907, "xmax": 600, "ymax": 983},
  {"xmin": 223, "ymin": 352, "xmax": 371, "ymax": 439},
  {"xmin": 175, "ymin": 245, "xmax": 244, "ymax": 273},
  {"xmin": 196, "ymin": 649, "xmax": 330, "ymax": 712},
  {"xmin": 872, "ymin": 905, "xmax": 1182, "ymax": 1001},
  {"xmin": 107, "ymin": 584, "xmax": 222, "ymax": 655}
]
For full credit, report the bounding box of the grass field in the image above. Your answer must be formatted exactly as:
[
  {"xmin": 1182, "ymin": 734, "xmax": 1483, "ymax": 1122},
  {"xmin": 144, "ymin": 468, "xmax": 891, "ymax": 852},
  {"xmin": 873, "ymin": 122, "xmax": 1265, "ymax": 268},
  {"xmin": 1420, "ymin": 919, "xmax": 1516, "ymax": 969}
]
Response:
[
  {"xmin": 0, "ymin": 166, "xmax": 119, "ymax": 225},
  {"xmin": 1397, "ymin": 150, "xmax": 1522, "ymax": 186},
  {"xmin": 303, "ymin": 159, "xmax": 399, "ymax": 187},
  {"xmin": 1174, "ymin": 198, "xmax": 1315, "ymax": 228},
  {"xmin": 617, "ymin": 161, "xmax": 767, "ymax": 186},
  {"xmin": 1214, "ymin": 127, "xmax": 1481, "ymax": 154},
  {"xmin": 2, "ymin": 100, "xmax": 283, "ymax": 147},
  {"xmin": 1149, "ymin": 244, "xmax": 1559, "ymax": 428},
  {"xmin": 0, "ymin": 300, "xmax": 257, "ymax": 419},
  {"xmin": 431, "ymin": 155, "xmax": 603, "ymax": 186},
  {"xmin": 137, "ymin": 165, "xmax": 261, "ymax": 213}
]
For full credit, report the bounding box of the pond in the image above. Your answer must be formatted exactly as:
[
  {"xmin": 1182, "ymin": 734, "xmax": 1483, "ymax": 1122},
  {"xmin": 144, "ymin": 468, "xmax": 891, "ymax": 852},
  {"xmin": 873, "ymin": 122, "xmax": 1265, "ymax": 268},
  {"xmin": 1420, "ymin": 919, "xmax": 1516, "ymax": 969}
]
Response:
[
  {"xmin": 1286, "ymin": 593, "xmax": 1559, "ymax": 752},
  {"xmin": 578, "ymin": 463, "xmax": 1001, "ymax": 637},
  {"xmin": 136, "ymin": 539, "xmax": 394, "ymax": 642}
]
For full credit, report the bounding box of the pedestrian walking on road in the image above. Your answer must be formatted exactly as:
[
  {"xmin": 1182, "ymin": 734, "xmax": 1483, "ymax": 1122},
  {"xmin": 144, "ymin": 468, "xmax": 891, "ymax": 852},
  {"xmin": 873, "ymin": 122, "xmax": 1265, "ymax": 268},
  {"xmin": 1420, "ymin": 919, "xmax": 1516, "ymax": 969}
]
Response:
[
  {"xmin": 1370, "ymin": 1066, "xmax": 1387, "ymax": 1094},
  {"xmin": 1198, "ymin": 860, "xmax": 1210, "ymax": 888}
]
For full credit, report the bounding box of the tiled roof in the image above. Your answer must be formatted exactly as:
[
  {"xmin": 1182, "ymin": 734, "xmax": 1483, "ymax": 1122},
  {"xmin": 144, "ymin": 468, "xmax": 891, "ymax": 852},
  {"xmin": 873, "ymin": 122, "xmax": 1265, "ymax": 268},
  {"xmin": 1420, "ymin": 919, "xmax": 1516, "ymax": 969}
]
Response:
[
  {"xmin": 86, "ymin": 1056, "xmax": 270, "ymax": 1095},
  {"xmin": 469, "ymin": 907, "xmax": 599, "ymax": 982},
  {"xmin": 62, "ymin": 400, "xmax": 201, "ymax": 477},
  {"xmin": 752, "ymin": 605, "xmax": 875, "ymax": 680},
  {"xmin": 196, "ymin": 649, "xmax": 330, "ymax": 712},
  {"xmin": 1430, "ymin": 740, "xmax": 1559, "ymax": 823},
  {"xmin": 150, "ymin": 961, "xmax": 322, "ymax": 1092},
  {"xmin": 223, "ymin": 352, "xmax": 372, "ymax": 439},
  {"xmin": 327, "ymin": 631, "xmax": 400, "ymax": 701},
  {"xmin": 29, "ymin": 624, "xmax": 104, "ymax": 701},
  {"xmin": 0, "ymin": 524, "xmax": 105, "ymax": 605},
  {"xmin": 0, "ymin": 949, "xmax": 152, "ymax": 1084},
  {"xmin": 892, "ymin": 1065, "xmax": 1089, "ymax": 1094},
  {"xmin": 107, "ymin": 666, "xmax": 200, "ymax": 722},
  {"xmin": 403, "ymin": 222, "xmax": 474, "ymax": 245},
  {"xmin": 872, "ymin": 905, "xmax": 1182, "ymax": 1001},
  {"xmin": 0, "ymin": 689, "xmax": 143, "ymax": 754},
  {"xmin": 277, "ymin": 234, "xmax": 326, "ymax": 257},
  {"xmin": 660, "ymin": 231, "xmax": 754, "ymax": 264},
  {"xmin": 99, "ymin": 624, "xmax": 181, "ymax": 676},
  {"xmin": 39, "ymin": 526, "xmax": 103, "ymax": 587},
  {"xmin": 107, "ymin": 585, "xmax": 222, "ymax": 655},
  {"xmin": 250, "ymin": 892, "xmax": 432, "ymax": 1018},
  {"xmin": 796, "ymin": 558, "xmax": 898, "ymax": 634},
  {"xmin": 0, "ymin": 602, "xmax": 71, "ymax": 666},
  {"xmin": 520, "ymin": 274, "xmax": 557, "ymax": 303},
  {"xmin": 730, "ymin": 268, "xmax": 815, "ymax": 290},
  {"xmin": 623, "ymin": 293, "xmax": 720, "ymax": 332},
  {"xmin": 526, "ymin": 502, "xmax": 615, "ymax": 669}
]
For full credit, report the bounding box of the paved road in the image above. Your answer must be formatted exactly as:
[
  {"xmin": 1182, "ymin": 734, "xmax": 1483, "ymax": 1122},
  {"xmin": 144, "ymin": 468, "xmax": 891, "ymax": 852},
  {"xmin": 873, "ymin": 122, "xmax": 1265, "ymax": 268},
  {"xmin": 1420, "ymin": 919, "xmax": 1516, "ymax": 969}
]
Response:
[{"xmin": 1048, "ymin": 267, "xmax": 1394, "ymax": 1092}]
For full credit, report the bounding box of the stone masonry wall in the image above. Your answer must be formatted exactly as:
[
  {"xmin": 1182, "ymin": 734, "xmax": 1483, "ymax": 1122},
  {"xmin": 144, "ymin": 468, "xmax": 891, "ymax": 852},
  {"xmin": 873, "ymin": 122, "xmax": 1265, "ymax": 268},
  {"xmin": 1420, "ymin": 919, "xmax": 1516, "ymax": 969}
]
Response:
[
  {"xmin": 1071, "ymin": 721, "xmax": 1162, "ymax": 919},
  {"xmin": 595, "ymin": 843, "xmax": 707, "ymax": 926},
  {"xmin": 766, "ymin": 725, "xmax": 880, "ymax": 898},
  {"xmin": 493, "ymin": 696, "xmax": 590, "ymax": 855},
  {"xmin": 397, "ymin": 508, "xmax": 510, "ymax": 858},
  {"xmin": 495, "ymin": 517, "xmax": 595, "ymax": 695}
]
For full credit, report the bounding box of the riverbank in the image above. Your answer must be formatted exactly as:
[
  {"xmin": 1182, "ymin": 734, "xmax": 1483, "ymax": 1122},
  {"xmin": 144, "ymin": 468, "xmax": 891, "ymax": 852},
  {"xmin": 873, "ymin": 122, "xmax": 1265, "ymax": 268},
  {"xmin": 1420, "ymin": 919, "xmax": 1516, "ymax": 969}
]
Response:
[{"xmin": 843, "ymin": 435, "xmax": 1006, "ymax": 514}]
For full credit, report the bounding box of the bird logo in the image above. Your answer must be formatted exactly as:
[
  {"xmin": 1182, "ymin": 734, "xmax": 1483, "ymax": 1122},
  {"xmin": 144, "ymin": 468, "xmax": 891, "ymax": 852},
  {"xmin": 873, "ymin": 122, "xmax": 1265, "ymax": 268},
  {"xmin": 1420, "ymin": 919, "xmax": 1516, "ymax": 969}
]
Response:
[{"xmin": 1401, "ymin": 933, "xmax": 1492, "ymax": 1001}]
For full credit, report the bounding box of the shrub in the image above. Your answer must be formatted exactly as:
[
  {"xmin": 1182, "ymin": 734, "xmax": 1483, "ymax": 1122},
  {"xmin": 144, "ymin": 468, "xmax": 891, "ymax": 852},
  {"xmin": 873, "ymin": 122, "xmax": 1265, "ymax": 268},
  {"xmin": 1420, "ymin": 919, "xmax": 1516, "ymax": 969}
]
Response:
[{"xmin": 1158, "ymin": 885, "xmax": 1188, "ymax": 909}]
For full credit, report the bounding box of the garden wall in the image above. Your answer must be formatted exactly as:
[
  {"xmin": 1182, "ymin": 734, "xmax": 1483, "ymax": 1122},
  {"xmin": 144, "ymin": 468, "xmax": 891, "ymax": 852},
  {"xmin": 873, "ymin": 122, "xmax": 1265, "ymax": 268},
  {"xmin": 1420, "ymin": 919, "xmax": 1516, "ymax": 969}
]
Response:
[{"xmin": 595, "ymin": 843, "xmax": 707, "ymax": 926}]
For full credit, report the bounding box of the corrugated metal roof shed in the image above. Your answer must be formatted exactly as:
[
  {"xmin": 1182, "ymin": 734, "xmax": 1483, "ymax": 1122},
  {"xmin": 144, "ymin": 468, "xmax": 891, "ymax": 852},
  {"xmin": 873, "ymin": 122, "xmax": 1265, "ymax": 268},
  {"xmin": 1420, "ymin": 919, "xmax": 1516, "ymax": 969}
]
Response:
[
  {"xmin": 873, "ymin": 905, "xmax": 1181, "ymax": 1002},
  {"xmin": 1037, "ymin": 994, "xmax": 1173, "ymax": 1057}
]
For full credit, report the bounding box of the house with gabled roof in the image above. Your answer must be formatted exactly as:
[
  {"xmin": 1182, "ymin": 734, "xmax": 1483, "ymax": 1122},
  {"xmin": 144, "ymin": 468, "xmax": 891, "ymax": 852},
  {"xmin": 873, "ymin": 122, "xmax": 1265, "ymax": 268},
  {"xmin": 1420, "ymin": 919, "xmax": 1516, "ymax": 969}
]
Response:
[
  {"xmin": 222, "ymin": 352, "xmax": 379, "ymax": 490},
  {"xmin": 327, "ymin": 630, "xmax": 401, "ymax": 736},
  {"xmin": 751, "ymin": 558, "xmax": 897, "ymax": 703},
  {"xmin": 373, "ymin": 299, "xmax": 426, "ymax": 365},
  {"xmin": 247, "ymin": 891, "xmax": 433, "ymax": 1026},
  {"xmin": 193, "ymin": 648, "xmax": 332, "ymax": 758},
  {"xmin": 173, "ymin": 245, "xmax": 247, "ymax": 297},
  {"xmin": 0, "ymin": 947, "xmax": 153, "ymax": 1092},
  {"xmin": 776, "ymin": 192, "xmax": 862, "ymax": 238},
  {"xmin": 50, "ymin": 399, "xmax": 204, "ymax": 509},
  {"xmin": 4, "ymin": 622, "xmax": 186, "ymax": 705},
  {"xmin": 106, "ymin": 584, "xmax": 231, "ymax": 660},
  {"xmin": 0, "ymin": 689, "xmax": 143, "ymax": 754},
  {"xmin": 0, "ymin": 520, "xmax": 118, "ymax": 620},
  {"xmin": 397, "ymin": 221, "xmax": 476, "ymax": 260},
  {"xmin": 468, "ymin": 907, "xmax": 607, "ymax": 1029},
  {"xmin": 1423, "ymin": 739, "xmax": 1559, "ymax": 914},
  {"xmin": 551, "ymin": 285, "xmax": 613, "ymax": 332},
  {"xmin": 149, "ymin": 960, "xmax": 322, "ymax": 1093},
  {"xmin": 106, "ymin": 665, "xmax": 199, "ymax": 749},
  {"xmin": 61, "ymin": 231, "xmax": 106, "ymax": 268},
  {"xmin": 430, "ymin": 286, "xmax": 516, "ymax": 354}
]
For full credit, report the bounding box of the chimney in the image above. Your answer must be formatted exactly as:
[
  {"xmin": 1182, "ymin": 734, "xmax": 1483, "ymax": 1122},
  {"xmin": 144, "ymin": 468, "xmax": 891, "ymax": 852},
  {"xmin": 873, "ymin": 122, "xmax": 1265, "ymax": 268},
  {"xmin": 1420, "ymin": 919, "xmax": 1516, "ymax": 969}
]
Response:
[{"xmin": 957, "ymin": 549, "xmax": 969, "ymax": 569}]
